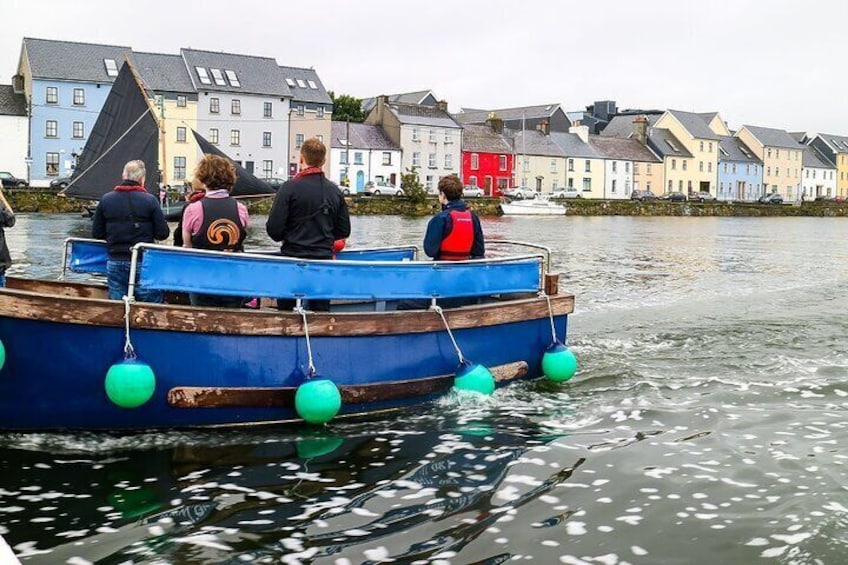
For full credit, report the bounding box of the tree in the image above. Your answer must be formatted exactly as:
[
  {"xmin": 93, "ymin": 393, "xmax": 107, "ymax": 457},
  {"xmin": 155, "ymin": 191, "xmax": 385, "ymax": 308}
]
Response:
[
  {"xmin": 329, "ymin": 91, "xmax": 367, "ymax": 123},
  {"xmin": 400, "ymin": 167, "xmax": 428, "ymax": 204}
]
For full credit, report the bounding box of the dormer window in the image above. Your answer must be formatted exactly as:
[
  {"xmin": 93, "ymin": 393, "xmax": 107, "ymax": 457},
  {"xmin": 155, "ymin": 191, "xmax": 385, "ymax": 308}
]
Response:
[
  {"xmin": 285, "ymin": 78, "xmax": 296, "ymax": 87},
  {"xmin": 104, "ymin": 59, "xmax": 119, "ymax": 77},
  {"xmin": 307, "ymin": 80, "xmax": 318, "ymax": 89},
  {"xmin": 296, "ymin": 79, "xmax": 307, "ymax": 88},
  {"xmin": 196, "ymin": 67, "xmax": 212, "ymax": 85},
  {"xmin": 225, "ymin": 70, "xmax": 240, "ymax": 87},
  {"xmin": 210, "ymin": 69, "xmax": 226, "ymax": 86}
]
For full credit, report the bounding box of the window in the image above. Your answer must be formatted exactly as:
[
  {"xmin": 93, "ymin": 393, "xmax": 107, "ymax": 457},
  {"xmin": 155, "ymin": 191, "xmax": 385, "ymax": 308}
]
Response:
[
  {"xmin": 45, "ymin": 120, "xmax": 57, "ymax": 138},
  {"xmin": 567, "ymin": 158, "xmax": 574, "ymax": 172},
  {"xmin": 471, "ymin": 153, "xmax": 479, "ymax": 170},
  {"xmin": 767, "ymin": 167, "xmax": 771, "ymax": 176},
  {"xmin": 499, "ymin": 155, "xmax": 507, "ymax": 171},
  {"xmin": 428, "ymin": 153, "xmax": 436, "ymax": 168},
  {"xmin": 224, "ymin": 70, "xmax": 240, "ymax": 87},
  {"xmin": 425, "ymin": 175, "xmax": 434, "ymax": 190},
  {"xmin": 469, "ymin": 175, "xmax": 478, "ymax": 186},
  {"xmin": 611, "ymin": 179, "xmax": 617, "ymax": 193},
  {"xmin": 209, "ymin": 128, "xmax": 218, "ymax": 144},
  {"xmin": 647, "ymin": 163, "xmax": 652, "ymax": 175},
  {"xmin": 429, "ymin": 129, "xmax": 436, "ymax": 143},
  {"xmin": 412, "ymin": 128, "xmax": 420, "ymax": 141},
  {"xmin": 699, "ymin": 161, "xmax": 704, "ymax": 172},
  {"xmin": 612, "ymin": 161, "xmax": 617, "ymax": 173},
  {"xmin": 46, "ymin": 152, "xmax": 59, "ymax": 176},
  {"xmin": 776, "ymin": 149, "xmax": 780, "ymax": 159},
  {"xmin": 104, "ymin": 59, "xmax": 119, "ymax": 77},
  {"xmin": 445, "ymin": 130, "xmax": 452, "ymax": 143},
  {"xmin": 700, "ymin": 141, "xmax": 704, "ymax": 152},
  {"xmin": 285, "ymin": 78, "xmax": 296, "ymax": 87},
  {"xmin": 195, "ymin": 67, "xmax": 211, "ymax": 85},
  {"xmin": 767, "ymin": 148, "xmax": 772, "ymax": 158},
  {"xmin": 584, "ymin": 160, "xmax": 591, "ymax": 172},
  {"xmin": 688, "ymin": 180, "xmax": 693, "ymax": 191},
  {"xmin": 445, "ymin": 154, "xmax": 453, "ymax": 169},
  {"xmin": 552, "ymin": 180, "xmax": 558, "ymax": 190},
  {"xmin": 679, "ymin": 180, "xmax": 683, "ymax": 191},
  {"xmin": 668, "ymin": 179, "xmax": 673, "ymax": 191},
  {"xmin": 582, "ymin": 177, "xmax": 591, "ymax": 190},
  {"xmin": 173, "ymin": 95, "xmax": 185, "ymax": 108},
  {"xmin": 625, "ymin": 162, "xmax": 630, "ymax": 173},
  {"xmin": 682, "ymin": 160, "xmax": 688, "ymax": 171},
  {"xmin": 354, "ymin": 152, "xmax": 363, "ymax": 165},
  {"xmin": 551, "ymin": 159, "xmax": 557, "ymax": 173},
  {"xmin": 523, "ymin": 158, "xmax": 529, "ymax": 172},
  {"xmin": 264, "ymin": 102, "xmax": 272, "ymax": 118},
  {"xmin": 297, "ymin": 105, "xmax": 304, "ymax": 116},
  {"xmin": 210, "ymin": 68, "xmax": 226, "ymax": 86},
  {"xmin": 708, "ymin": 142, "xmax": 713, "ymax": 152},
  {"xmin": 263, "ymin": 131, "xmax": 271, "ymax": 147},
  {"xmin": 567, "ymin": 178, "xmax": 574, "ymax": 188},
  {"xmin": 382, "ymin": 152, "xmax": 392, "ymax": 166},
  {"xmin": 210, "ymin": 97, "xmax": 220, "ymax": 113},
  {"xmin": 46, "ymin": 87, "xmax": 58, "ymax": 104},
  {"xmin": 263, "ymin": 160, "xmax": 273, "ymax": 179},
  {"xmin": 731, "ymin": 163, "xmax": 735, "ymax": 174},
  {"xmin": 73, "ymin": 88, "xmax": 85, "ymax": 106},
  {"xmin": 746, "ymin": 164, "xmax": 750, "ymax": 175},
  {"xmin": 72, "ymin": 121, "xmax": 84, "ymax": 139},
  {"xmin": 498, "ymin": 178, "xmax": 509, "ymax": 191},
  {"xmin": 339, "ymin": 152, "xmax": 348, "ymax": 165},
  {"xmin": 296, "ymin": 79, "xmax": 307, "ymax": 88},
  {"xmin": 307, "ymin": 79, "xmax": 318, "ymax": 89},
  {"xmin": 412, "ymin": 152, "xmax": 421, "ymax": 167},
  {"xmin": 317, "ymin": 107, "xmax": 324, "ymax": 118},
  {"xmin": 174, "ymin": 156, "xmax": 186, "ymax": 180},
  {"xmin": 230, "ymin": 129, "xmax": 240, "ymax": 146},
  {"xmin": 176, "ymin": 127, "xmax": 186, "ymax": 143},
  {"xmin": 231, "ymin": 99, "xmax": 241, "ymax": 115},
  {"xmin": 295, "ymin": 133, "xmax": 304, "ymax": 149}
]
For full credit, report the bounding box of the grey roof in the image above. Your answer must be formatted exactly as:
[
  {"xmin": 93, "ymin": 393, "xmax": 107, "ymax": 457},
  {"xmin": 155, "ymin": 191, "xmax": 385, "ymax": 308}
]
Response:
[
  {"xmin": 589, "ymin": 136, "xmax": 661, "ymax": 163},
  {"xmin": 812, "ymin": 133, "xmax": 848, "ymax": 155},
  {"xmin": 461, "ymin": 124, "xmax": 512, "ymax": 153},
  {"xmin": 667, "ymin": 109, "xmax": 721, "ymax": 140},
  {"xmin": 181, "ymin": 48, "xmax": 291, "ymax": 97},
  {"xmin": 697, "ymin": 112, "xmax": 719, "ymax": 123},
  {"xmin": 600, "ymin": 114, "xmax": 661, "ymax": 138},
  {"xmin": 740, "ymin": 125, "xmax": 803, "ymax": 149},
  {"xmin": 22, "ymin": 37, "xmax": 132, "ymax": 82},
  {"xmin": 717, "ymin": 136, "xmax": 761, "ymax": 164},
  {"xmin": 454, "ymin": 103, "xmax": 564, "ymax": 125},
  {"xmin": 362, "ymin": 90, "xmax": 435, "ymax": 112},
  {"xmin": 278, "ymin": 65, "xmax": 332, "ymax": 105},
  {"xmin": 388, "ymin": 103, "xmax": 460, "ymax": 128},
  {"xmin": 508, "ymin": 129, "xmax": 565, "ymax": 157},
  {"xmin": 550, "ymin": 132, "xmax": 602, "ymax": 159},
  {"xmin": 647, "ymin": 128, "xmax": 694, "ymax": 159},
  {"xmin": 133, "ymin": 52, "xmax": 194, "ymax": 93},
  {"xmin": 802, "ymin": 146, "xmax": 834, "ymax": 169},
  {"xmin": 330, "ymin": 122, "xmax": 399, "ymax": 151},
  {"xmin": 0, "ymin": 85, "xmax": 26, "ymax": 116}
]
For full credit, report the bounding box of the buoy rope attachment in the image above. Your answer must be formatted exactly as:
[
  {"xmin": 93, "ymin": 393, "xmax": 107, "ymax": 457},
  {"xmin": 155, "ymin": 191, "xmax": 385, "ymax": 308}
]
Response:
[
  {"xmin": 122, "ymin": 296, "xmax": 137, "ymax": 360},
  {"xmin": 430, "ymin": 300, "xmax": 466, "ymax": 365},
  {"xmin": 539, "ymin": 291, "xmax": 558, "ymax": 344},
  {"xmin": 294, "ymin": 303, "xmax": 317, "ymax": 378}
]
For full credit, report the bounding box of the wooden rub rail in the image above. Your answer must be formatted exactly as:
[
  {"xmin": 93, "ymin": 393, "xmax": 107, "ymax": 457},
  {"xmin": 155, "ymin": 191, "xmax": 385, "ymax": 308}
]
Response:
[{"xmin": 168, "ymin": 361, "xmax": 529, "ymax": 408}]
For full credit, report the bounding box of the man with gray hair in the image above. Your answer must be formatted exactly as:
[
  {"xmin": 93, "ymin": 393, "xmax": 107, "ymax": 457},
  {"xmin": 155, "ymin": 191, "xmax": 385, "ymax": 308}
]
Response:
[{"xmin": 92, "ymin": 160, "xmax": 170, "ymax": 302}]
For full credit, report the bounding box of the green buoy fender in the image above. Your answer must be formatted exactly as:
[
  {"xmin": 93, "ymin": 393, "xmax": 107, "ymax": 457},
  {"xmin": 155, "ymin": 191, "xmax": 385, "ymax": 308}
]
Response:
[
  {"xmin": 0, "ymin": 339, "xmax": 6, "ymax": 371},
  {"xmin": 453, "ymin": 362, "xmax": 496, "ymax": 395},
  {"xmin": 295, "ymin": 378, "xmax": 342, "ymax": 425},
  {"xmin": 542, "ymin": 342, "xmax": 578, "ymax": 382},
  {"xmin": 104, "ymin": 359, "xmax": 156, "ymax": 409}
]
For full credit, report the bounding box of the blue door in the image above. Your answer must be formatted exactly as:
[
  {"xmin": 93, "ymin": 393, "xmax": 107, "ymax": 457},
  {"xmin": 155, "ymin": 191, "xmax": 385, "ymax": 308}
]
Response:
[{"xmin": 356, "ymin": 171, "xmax": 365, "ymax": 192}]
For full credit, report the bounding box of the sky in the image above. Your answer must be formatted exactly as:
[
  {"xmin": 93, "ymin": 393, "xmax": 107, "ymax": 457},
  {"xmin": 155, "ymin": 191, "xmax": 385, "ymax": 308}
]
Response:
[{"xmin": 2, "ymin": 0, "xmax": 847, "ymax": 134}]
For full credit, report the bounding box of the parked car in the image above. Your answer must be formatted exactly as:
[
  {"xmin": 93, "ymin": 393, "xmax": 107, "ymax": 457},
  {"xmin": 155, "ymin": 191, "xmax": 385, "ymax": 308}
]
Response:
[
  {"xmin": 631, "ymin": 189, "xmax": 658, "ymax": 202},
  {"xmin": 551, "ymin": 189, "xmax": 583, "ymax": 199},
  {"xmin": 49, "ymin": 176, "xmax": 72, "ymax": 189},
  {"xmin": 372, "ymin": 183, "xmax": 404, "ymax": 196},
  {"xmin": 265, "ymin": 177, "xmax": 287, "ymax": 192},
  {"xmin": 691, "ymin": 191, "xmax": 716, "ymax": 202},
  {"xmin": 758, "ymin": 192, "xmax": 784, "ymax": 204},
  {"xmin": 504, "ymin": 187, "xmax": 537, "ymax": 200},
  {"xmin": 463, "ymin": 186, "xmax": 485, "ymax": 198},
  {"xmin": 663, "ymin": 191, "xmax": 687, "ymax": 202},
  {"xmin": 0, "ymin": 172, "xmax": 27, "ymax": 188}
]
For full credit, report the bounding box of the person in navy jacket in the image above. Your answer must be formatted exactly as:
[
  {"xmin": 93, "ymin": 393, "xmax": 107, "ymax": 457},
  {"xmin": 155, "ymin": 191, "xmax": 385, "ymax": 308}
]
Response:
[{"xmin": 423, "ymin": 175, "xmax": 485, "ymax": 260}]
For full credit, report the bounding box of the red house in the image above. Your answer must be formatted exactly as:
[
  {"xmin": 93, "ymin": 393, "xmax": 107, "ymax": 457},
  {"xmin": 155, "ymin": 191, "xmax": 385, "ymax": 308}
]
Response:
[{"xmin": 461, "ymin": 118, "xmax": 514, "ymax": 196}]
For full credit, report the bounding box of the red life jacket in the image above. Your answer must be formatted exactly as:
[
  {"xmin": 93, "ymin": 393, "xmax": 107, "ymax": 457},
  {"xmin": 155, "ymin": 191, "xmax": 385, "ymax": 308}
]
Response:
[{"xmin": 439, "ymin": 209, "xmax": 474, "ymax": 260}]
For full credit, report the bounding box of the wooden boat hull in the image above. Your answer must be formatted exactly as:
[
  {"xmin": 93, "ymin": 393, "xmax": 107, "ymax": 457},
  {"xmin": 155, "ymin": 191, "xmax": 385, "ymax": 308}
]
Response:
[{"xmin": 0, "ymin": 279, "xmax": 573, "ymax": 431}]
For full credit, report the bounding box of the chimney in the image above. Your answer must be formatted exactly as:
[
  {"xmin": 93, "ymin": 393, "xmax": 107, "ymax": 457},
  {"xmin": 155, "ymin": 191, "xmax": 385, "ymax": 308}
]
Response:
[
  {"xmin": 538, "ymin": 119, "xmax": 550, "ymax": 136},
  {"xmin": 569, "ymin": 125, "xmax": 589, "ymax": 143},
  {"xmin": 371, "ymin": 94, "xmax": 389, "ymax": 124},
  {"xmin": 436, "ymin": 99, "xmax": 448, "ymax": 112},
  {"xmin": 486, "ymin": 114, "xmax": 504, "ymax": 134},
  {"xmin": 632, "ymin": 115, "xmax": 648, "ymax": 145}
]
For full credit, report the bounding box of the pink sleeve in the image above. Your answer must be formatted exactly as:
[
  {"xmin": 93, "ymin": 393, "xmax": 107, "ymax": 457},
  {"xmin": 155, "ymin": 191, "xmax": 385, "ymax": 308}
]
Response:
[
  {"xmin": 182, "ymin": 202, "xmax": 204, "ymax": 235},
  {"xmin": 238, "ymin": 202, "xmax": 249, "ymax": 228}
]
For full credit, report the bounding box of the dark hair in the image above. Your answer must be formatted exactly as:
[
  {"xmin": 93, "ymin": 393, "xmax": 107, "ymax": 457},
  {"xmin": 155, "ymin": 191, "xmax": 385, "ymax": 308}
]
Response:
[
  {"xmin": 194, "ymin": 154, "xmax": 237, "ymax": 191},
  {"xmin": 438, "ymin": 175, "xmax": 463, "ymax": 201},
  {"xmin": 300, "ymin": 138, "xmax": 327, "ymax": 167}
]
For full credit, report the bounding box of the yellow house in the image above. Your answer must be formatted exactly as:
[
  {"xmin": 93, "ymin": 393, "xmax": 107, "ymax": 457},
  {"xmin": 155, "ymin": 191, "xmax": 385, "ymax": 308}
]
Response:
[
  {"xmin": 735, "ymin": 125, "xmax": 803, "ymax": 200},
  {"xmin": 808, "ymin": 134, "xmax": 848, "ymax": 197},
  {"xmin": 654, "ymin": 110, "xmax": 719, "ymax": 195},
  {"xmin": 511, "ymin": 128, "xmax": 568, "ymax": 194}
]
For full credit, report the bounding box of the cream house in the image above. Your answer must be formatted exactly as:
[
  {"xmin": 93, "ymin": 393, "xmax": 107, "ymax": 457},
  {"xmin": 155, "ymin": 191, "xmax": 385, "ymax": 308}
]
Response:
[
  {"xmin": 550, "ymin": 126, "xmax": 605, "ymax": 198},
  {"xmin": 589, "ymin": 134, "xmax": 663, "ymax": 198},
  {"xmin": 735, "ymin": 125, "xmax": 804, "ymax": 200},
  {"xmin": 653, "ymin": 110, "xmax": 720, "ymax": 195},
  {"xmin": 510, "ymin": 125, "xmax": 568, "ymax": 194}
]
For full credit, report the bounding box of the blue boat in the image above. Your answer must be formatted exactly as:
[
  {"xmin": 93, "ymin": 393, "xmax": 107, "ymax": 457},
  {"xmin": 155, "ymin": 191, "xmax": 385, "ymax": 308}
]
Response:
[{"xmin": 0, "ymin": 239, "xmax": 574, "ymax": 431}]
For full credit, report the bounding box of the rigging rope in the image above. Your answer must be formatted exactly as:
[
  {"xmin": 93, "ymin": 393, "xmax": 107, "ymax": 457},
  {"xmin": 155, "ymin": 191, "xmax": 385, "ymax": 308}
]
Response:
[
  {"xmin": 294, "ymin": 305, "xmax": 317, "ymax": 377},
  {"xmin": 122, "ymin": 296, "xmax": 137, "ymax": 360},
  {"xmin": 540, "ymin": 292, "xmax": 558, "ymax": 343},
  {"xmin": 431, "ymin": 304, "xmax": 466, "ymax": 365}
]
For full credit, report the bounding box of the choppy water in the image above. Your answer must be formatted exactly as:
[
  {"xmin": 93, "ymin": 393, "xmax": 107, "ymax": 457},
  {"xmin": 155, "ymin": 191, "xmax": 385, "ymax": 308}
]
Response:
[{"xmin": 1, "ymin": 214, "xmax": 848, "ymax": 564}]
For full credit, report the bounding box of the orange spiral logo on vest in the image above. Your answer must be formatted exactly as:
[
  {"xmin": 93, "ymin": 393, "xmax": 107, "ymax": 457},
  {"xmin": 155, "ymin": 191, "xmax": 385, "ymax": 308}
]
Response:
[{"xmin": 207, "ymin": 219, "xmax": 241, "ymax": 247}]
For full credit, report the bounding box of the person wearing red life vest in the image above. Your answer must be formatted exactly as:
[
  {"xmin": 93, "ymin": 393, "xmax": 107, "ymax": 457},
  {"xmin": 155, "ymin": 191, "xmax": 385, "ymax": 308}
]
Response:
[{"xmin": 423, "ymin": 175, "xmax": 485, "ymax": 261}]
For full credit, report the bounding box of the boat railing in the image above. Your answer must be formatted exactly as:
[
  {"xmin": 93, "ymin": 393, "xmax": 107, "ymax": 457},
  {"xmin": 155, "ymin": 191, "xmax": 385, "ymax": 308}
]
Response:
[
  {"xmin": 485, "ymin": 240, "xmax": 552, "ymax": 274},
  {"xmin": 127, "ymin": 243, "xmax": 547, "ymax": 303}
]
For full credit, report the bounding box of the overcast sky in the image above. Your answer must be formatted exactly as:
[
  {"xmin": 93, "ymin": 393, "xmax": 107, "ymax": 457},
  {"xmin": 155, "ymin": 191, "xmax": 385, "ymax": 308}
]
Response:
[{"xmin": 3, "ymin": 0, "xmax": 846, "ymax": 134}]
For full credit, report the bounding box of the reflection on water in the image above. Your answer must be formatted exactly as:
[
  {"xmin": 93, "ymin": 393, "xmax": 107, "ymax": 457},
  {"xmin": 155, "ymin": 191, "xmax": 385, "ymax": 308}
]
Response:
[{"xmin": 2, "ymin": 214, "xmax": 848, "ymax": 563}]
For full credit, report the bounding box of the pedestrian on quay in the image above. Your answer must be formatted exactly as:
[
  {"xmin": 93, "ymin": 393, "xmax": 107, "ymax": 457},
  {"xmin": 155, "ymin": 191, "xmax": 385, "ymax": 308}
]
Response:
[
  {"xmin": 0, "ymin": 185, "xmax": 16, "ymax": 287},
  {"xmin": 91, "ymin": 160, "xmax": 170, "ymax": 302},
  {"xmin": 266, "ymin": 137, "xmax": 350, "ymax": 311}
]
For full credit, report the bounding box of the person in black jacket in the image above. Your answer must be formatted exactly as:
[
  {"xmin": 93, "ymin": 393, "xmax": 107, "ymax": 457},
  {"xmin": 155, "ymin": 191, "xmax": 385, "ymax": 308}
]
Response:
[
  {"xmin": 92, "ymin": 160, "xmax": 170, "ymax": 302},
  {"xmin": 266, "ymin": 138, "xmax": 350, "ymax": 311},
  {"xmin": 0, "ymin": 185, "xmax": 15, "ymax": 287}
]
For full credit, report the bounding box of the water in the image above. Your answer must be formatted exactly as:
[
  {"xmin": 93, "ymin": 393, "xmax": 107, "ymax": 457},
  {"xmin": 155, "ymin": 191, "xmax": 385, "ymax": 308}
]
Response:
[{"xmin": 2, "ymin": 214, "xmax": 848, "ymax": 564}]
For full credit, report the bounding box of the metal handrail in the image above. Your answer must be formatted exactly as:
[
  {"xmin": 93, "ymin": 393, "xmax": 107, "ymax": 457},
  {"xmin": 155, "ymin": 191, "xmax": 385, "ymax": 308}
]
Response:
[{"xmin": 486, "ymin": 240, "xmax": 552, "ymax": 274}]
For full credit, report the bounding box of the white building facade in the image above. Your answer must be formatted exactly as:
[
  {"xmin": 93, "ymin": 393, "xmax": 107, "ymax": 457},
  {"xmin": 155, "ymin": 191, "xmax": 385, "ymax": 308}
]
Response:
[{"xmin": 0, "ymin": 86, "xmax": 28, "ymax": 179}]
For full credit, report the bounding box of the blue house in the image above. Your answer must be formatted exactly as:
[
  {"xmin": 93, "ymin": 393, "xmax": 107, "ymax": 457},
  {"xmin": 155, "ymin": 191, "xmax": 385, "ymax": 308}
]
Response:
[
  {"xmin": 14, "ymin": 38, "xmax": 132, "ymax": 186},
  {"xmin": 717, "ymin": 136, "xmax": 762, "ymax": 201}
]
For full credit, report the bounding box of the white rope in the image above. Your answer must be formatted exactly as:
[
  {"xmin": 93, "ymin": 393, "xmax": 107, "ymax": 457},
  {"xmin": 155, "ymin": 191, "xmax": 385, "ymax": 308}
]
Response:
[
  {"xmin": 540, "ymin": 291, "xmax": 558, "ymax": 343},
  {"xmin": 295, "ymin": 306, "xmax": 317, "ymax": 377},
  {"xmin": 122, "ymin": 296, "xmax": 137, "ymax": 359},
  {"xmin": 431, "ymin": 304, "xmax": 466, "ymax": 365}
]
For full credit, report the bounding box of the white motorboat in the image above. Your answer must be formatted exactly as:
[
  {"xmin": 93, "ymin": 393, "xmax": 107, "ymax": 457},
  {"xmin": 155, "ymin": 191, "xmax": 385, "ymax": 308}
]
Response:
[{"xmin": 499, "ymin": 198, "xmax": 567, "ymax": 216}]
